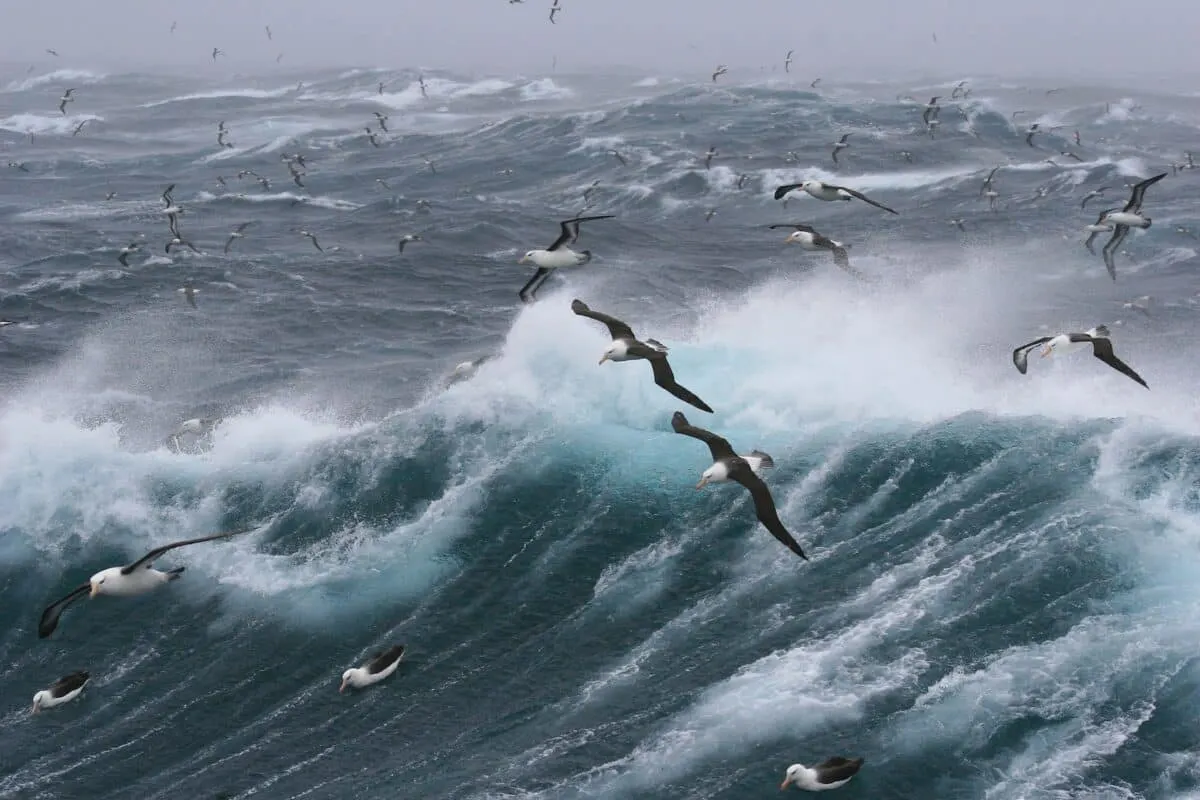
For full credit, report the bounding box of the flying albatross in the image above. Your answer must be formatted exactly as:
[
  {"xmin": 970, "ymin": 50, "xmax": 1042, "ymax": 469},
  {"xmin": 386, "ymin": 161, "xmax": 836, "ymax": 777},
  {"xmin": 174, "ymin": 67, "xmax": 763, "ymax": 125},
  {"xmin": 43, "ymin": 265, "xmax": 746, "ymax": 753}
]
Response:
[
  {"xmin": 340, "ymin": 645, "xmax": 405, "ymax": 692},
  {"xmin": 1011, "ymin": 325, "xmax": 1148, "ymax": 388},
  {"xmin": 38, "ymin": 529, "xmax": 252, "ymax": 638},
  {"xmin": 769, "ymin": 223, "xmax": 863, "ymax": 277},
  {"xmin": 517, "ymin": 215, "xmax": 614, "ymax": 303},
  {"xmin": 781, "ymin": 757, "xmax": 865, "ymax": 791},
  {"xmin": 1093, "ymin": 172, "xmax": 1167, "ymax": 281},
  {"xmin": 571, "ymin": 299, "xmax": 714, "ymax": 413},
  {"xmin": 670, "ymin": 411, "xmax": 808, "ymax": 559},
  {"xmin": 31, "ymin": 671, "xmax": 90, "ymax": 713},
  {"xmin": 773, "ymin": 180, "xmax": 898, "ymax": 214}
]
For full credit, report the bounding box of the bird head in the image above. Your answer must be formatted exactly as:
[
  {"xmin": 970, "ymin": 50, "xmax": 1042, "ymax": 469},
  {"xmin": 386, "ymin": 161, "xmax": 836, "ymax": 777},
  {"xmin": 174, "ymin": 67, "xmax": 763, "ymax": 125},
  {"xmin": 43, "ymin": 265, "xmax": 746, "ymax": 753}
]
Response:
[
  {"xmin": 784, "ymin": 231, "xmax": 804, "ymax": 244},
  {"xmin": 339, "ymin": 670, "xmax": 354, "ymax": 693},
  {"xmin": 31, "ymin": 692, "xmax": 45, "ymax": 714},
  {"xmin": 89, "ymin": 575, "xmax": 105, "ymax": 597},
  {"xmin": 781, "ymin": 764, "xmax": 805, "ymax": 789},
  {"xmin": 1143, "ymin": 216, "xmax": 1153, "ymax": 228},
  {"xmin": 518, "ymin": 251, "xmax": 535, "ymax": 265},
  {"xmin": 696, "ymin": 466, "xmax": 719, "ymax": 489},
  {"xmin": 598, "ymin": 343, "xmax": 618, "ymax": 365}
]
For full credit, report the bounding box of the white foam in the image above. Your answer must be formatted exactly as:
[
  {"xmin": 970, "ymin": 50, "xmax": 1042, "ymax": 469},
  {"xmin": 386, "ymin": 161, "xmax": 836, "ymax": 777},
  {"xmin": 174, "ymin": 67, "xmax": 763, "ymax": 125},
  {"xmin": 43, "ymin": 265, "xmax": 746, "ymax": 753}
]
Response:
[
  {"xmin": 140, "ymin": 87, "xmax": 293, "ymax": 108},
  {"xmin": 0, "ymin": 113, "xmax": 102, "ymax": 136},
  {"xmin": 3, "ymin": 69, "xmax": 106, "ymax": 93}
]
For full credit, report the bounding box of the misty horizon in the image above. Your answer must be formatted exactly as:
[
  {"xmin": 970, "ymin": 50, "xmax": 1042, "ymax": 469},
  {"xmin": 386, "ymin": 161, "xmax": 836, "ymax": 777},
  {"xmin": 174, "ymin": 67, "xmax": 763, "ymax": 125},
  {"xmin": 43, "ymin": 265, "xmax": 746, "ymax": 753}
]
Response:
[{"xmin": 2, "ymin": 0, "xmax": 1200, "ymax": 87}]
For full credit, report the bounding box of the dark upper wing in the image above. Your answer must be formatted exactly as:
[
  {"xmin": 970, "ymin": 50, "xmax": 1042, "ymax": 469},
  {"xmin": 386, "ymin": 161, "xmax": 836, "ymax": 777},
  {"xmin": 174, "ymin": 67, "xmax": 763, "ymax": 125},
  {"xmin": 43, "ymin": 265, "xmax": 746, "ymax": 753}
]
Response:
[
  {"xmin": 1090, "ymin": 338, "xmax": 1149, "ymax": 388},
  {"xmin": 731, "ymin": 469, "xmax": 809, "ymax": 560},
  {"xmin": 121, "ymin": 529, "xmax": 251, "ymax": 574},
  {"xmin": 548, "ymin": 215, "xmax": 614, "ymax": 250},
  {"xmin": 1124, "ymin": 172, "xmax": 1167, "ymax": 213},
  {"xmin": 767, "ymin": 223, "xmax": 817, "ymax": 232},
  {"xmin": 832, "ymin": 185, "xmax": 899, "ymax": 214},
  {"xmin": 162, "ymin": 184, "xmax": 175, "ymax": 206},
  {"xmin": 1102, "ymin": 226, "xmax": 1129, "ymax": 281},
  {"xmin": 671, "ymin": 411, "xmax": 734, "ymax": 459},
  {"xmin": 38, "ymin": 583, "xmax": 90, "ymax": 639},
  {"xmin": 773, "ymin": 183, "xmax": 802, "ymax": 200},
  {"xmin": 51, "ymin": 671, "xmax": 90, "ymax": 696},
  {"xmin": 829, "ymin": 246, "xmax": 854, "ymax": 272},
  {"xmin": 367, "ymin": 644, "xmax": 405, "ymax": 674},
  {"xmin": 1011, "ymin": 337, "xmax": 1053, "ymax": 374},
  {"xmin": 815, "ymin": 757, "xmax": 864, "ymax": 783},
  {"xmin": 570, "ymin": 299, "xmax": 636, "ymax": 340},
  {"xmin": 649, "ymin": 357, "xmax": 713, "ymax": 413}
]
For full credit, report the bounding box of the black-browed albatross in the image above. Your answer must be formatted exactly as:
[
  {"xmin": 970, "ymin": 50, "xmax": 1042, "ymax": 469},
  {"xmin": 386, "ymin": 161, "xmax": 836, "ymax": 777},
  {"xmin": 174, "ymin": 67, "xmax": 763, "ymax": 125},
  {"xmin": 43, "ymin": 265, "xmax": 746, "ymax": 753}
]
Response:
[
  {"xmin": 571, "ymin": 299, "xmax": 713, "ymax": 413},
  {"xmin": 37, "ymin": 529, "xmax": 253, "ymax": 638},
  {"xmin": 769, "ymin": 223, "xmax": 862, "ymax": 277},
  {"xmin": 670, "ymin": 411, "xmax": 808, "ymax": 559},
  {"xmin": 773, "ymin": 180, "xmax": 898, "ymax": 214},
  {"xmin": 340, "ymin": 645, "xmax": 405, "ymax": 692},
  {"xmin": 32, "ymin": 671, "xmax": 90, "ymax": 713},
  {"xmin": 517, "ymin": 215, "xmax": 614, "ymax": 303},
  {"xmin": 1011, "ymin": 325, "xmax": 1148, "ymax": 388},
  {"xmin": 1094, "ymin": 172, "xmax": 1167, "ymax": 280},
  {"xmin": 781, "ymin": 757, "xmax": 865, "ymax": 791}
]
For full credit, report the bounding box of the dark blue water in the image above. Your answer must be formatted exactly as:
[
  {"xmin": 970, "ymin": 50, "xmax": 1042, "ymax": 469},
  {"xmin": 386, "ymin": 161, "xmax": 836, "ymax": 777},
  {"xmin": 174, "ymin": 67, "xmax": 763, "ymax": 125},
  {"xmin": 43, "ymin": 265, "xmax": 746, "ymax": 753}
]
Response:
[{"xmin": 3, "ymin": 63, "xmax": 1200, "ymax": 800}]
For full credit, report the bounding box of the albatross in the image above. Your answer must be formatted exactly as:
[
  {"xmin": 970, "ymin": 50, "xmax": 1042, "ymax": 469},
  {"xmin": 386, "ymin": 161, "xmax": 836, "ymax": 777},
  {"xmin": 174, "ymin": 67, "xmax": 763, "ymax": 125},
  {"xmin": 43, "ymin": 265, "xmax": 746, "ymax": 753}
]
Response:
[
  {"xmin": 1094, "ymin": 173, "xmax": 1167, "ymax": 280},
  {"xmin": 670, "ymin": 411, "xmax": 808, "ymax": 559},
  {"xmin": 517, "ymin": 215, "xmax": 614, "ymax": 303},
  {"xmin": 781, "ymin": 757, "xmax": 865, "ymax": 791},
  {"xmin": 1011, "ymin": 325, "xmax": 1148, "ymax": 388},
  {"xmin": 773, "ymin": 180, "xmax": 898, "ymax": 214},
  {"xmin": 32, "ymin": 672, "xmax": 90, "ymax": 713},
  {"xmin": 571, "ymin": 299, "xmax": 714, "ymax": 413},
  {"xmin": 769, "ymin": 223, "xmax": 860, "ymax": 276},
  {"xmin": 37, "ymin": 529, "xmax": 252, "ymax": 638},
  {"xmin": 340, "ymin": 645, "xmax": 405, "ymax": 692}
]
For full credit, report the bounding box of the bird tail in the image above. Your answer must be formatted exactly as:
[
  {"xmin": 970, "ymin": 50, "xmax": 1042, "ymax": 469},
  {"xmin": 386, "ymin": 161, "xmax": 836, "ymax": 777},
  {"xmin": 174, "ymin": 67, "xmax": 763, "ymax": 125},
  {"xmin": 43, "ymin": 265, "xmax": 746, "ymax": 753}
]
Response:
[
  {"xmin": 644, "ymin": 338, "xmax": 669, "ymax": 353},
  {"xmin": 578, "ymin": 249, "xmax": 593, "ymax": 263},
  {"xmin": 1091, "ymin": 324, "xmax": 1111, "ymax": 338},
  {"xmin": 747, "ymin": 449, "xmax": 775, "ymax": 469},
  {"xmin": 165, "ymin": 567, "xmax": 185, "ymax": 581}
]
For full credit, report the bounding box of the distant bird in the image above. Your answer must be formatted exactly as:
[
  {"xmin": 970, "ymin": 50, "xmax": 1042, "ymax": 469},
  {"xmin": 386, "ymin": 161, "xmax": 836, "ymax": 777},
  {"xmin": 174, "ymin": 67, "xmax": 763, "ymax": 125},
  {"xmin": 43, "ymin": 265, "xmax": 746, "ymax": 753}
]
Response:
[
  {"xmin": 703, "ymin": 146, "xmax": 717, "ymax": 170},
  {"xmin": 899, "ymin": 150, "xmax": 914, "ymax": 163},
  {"xmin": 781, "ymin": 758, "xmax": 864, "ymax": 791},
  {"xmin": 177, "ymin": 285, "xmax": 200, "ymax": 309},
  {"xmin": 1025, "ymin": 123, "xmax": 1040, "ymax": 147},
  {"xmin": 736, "ymin": 173, "xmax": 749, "ymax": 190},
  {"xmin": 364, "ymin": 128, "xmax": 381, "ymax": 147},
  {"xmin": 212, "ymin": 48, "xmax": 224, "ymax": 61},
  {"xmin": 704, "ymin": 208, "xmax": 718, "ymax": 223},
  {"xmin": 951, "ymin": 80, "xmax": 969, "ymax": 99},
  {"xmin": 948, "ymin": 218, "xmax": 967, "ymax": 232},
  {"xmin": 375, "ymin": 178, "xmax": 391, "ymax": 190},
  {"xmin": 299, "ymin": 230, "xmax": 324, "ymax": 252},
  {"xmin": 549, "ymin": 5, "xmax": 559, "ymax": 23},
  {"xmin": 1080, "ymin": 187, "xmax": 1109, "ymax": 209},
  {"xmin": 32, "ymin": 672, "xmax": 89, "ymax": 714},
  {"xmin": 606, "ymin": 148, "xmax": 628, "ymax": 167},
  {"xmin": 217, "ymin": 121, "xmax": 233, "ymax": 148},
  {"xmin": 6, "ymin": 161, "xmax": 30, "ymax": 172},
  {"xmin": 810, "ymin": 77, "xmax": 821, "ymax": 88},
  {"xmin": 712, "ymin": 65, "xmax": 728, "ymax": 82},
  {"xmin": 340, "ymin": 645, "xmax": 405, "ymax": 692},
  {"xmin": 377, "ymin": 81, "xmax": 386, "ymax": 95},
  {"xmin": 264, "ymin": 25, "xmax": 272, "ymax": 40},
  {"xmin": 422, "ymin": 155, "xmax": 437, "ymax": 174},
  {"xmin": 170, "ymin": 21, "xmax": 176, "ymax": 34},
  {"xmin": 572, "ymin": 300, "xmax": 714, "ymax": 413},
  {"xmin": 224, "ymin": 222, "xmax": 254, "ymax": 253},
  {"xmin": 773, "ymin": 179, "xmax": 899, "ymax": 214},
  {"xmin": 671, "ymin": 411, "xmax": 807, "ymax": 559},
  {"xmin": 1121, "ymin": 295, "xmax": 1153, "ymax": 317},
  {"xmin": 105, "ymin": 191, "xmax": 117, "ymax": 200},
  {"xmin": 921, "ymin": 96, "xmax": 940, "ymax": 126},
  {"xmin": 45, "ymin": 49, "xmax": 60, "ymax": 57},
  {"xmin": 517, "ymin": 215, "xmax": 615, "ymax": 303},
  {"xmin": 1074, "ymin": 130, "xmax": 1082, "ymax": 146},
  {"xmin": 784, "ymin": 50, "xmax": 794, "ymax": 73},
  {"xmin": 582, "ymin": 180, "xmax": 601, "ymax": 204},
  {"xmin": 117, "ymin": 242, "xmax": 140, "ymax": 267},
  {"xmin": 58, "ymin": 88, "xmax": 75, "ymax": 114},
  {"xmin": 71, "ymin": 119, "xmax": 89, "ymax": 136},
  {"xmin": 418, "ymin": 75, "xmax": 428, "ymax": 98},
  {"xmin": 397, "ymin": 234, "xmax": 422, "ymax": 253},
  {"xmin": 830, "ymin": 133, "xmax": 851, "ymax": 165},
  {"xmin": 1060, "ymin": 151, "xmax": 1084, "ymax": 162},
  {"xmin": 38, "ymin": 531, "xmax": 252, "ymax": 638},
  {"xmin": 373, "ymin": 112, "xmax": 389, "ymax": 132},
  {"xmin": 1012, "ymin": 325, "xmax": 1148, "ymax": 389}
]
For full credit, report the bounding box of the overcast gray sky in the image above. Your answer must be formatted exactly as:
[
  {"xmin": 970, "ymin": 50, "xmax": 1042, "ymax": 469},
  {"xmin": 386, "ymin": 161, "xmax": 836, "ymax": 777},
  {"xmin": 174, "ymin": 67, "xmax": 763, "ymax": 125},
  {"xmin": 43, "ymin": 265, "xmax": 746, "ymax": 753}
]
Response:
[{"xmin": 3, "ymin": 0, "xmax": 1199, "ymax": 82}]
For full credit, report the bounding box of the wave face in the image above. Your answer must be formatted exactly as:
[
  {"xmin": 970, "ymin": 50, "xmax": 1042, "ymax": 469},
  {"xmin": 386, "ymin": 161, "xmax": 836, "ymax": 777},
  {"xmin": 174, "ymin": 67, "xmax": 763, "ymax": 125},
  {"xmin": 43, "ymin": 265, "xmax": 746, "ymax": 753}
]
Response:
[{"xmin": 3, "ymin": 64, "xmax": 1200, "ymax": 800}]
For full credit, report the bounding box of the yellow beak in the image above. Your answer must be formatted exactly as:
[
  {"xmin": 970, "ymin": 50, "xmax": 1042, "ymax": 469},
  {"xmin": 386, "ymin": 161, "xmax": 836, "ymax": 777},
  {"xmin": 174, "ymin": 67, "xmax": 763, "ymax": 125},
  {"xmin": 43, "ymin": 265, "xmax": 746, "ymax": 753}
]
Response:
[
  {"xmin": 518, "ymin": 255, "xmax": 528, "ymax": 265},
  {"xmin": 89, "ymin": 583, "xmax": 99, "ymax": 597},
  {"xmin": 598, "ymin": 354, "xmax": 609, "ymax": 365},
  {"xmin": 1040, "ymin": 347, "xmax": 1052, "ymax": 358},
  {"xmin": 695, "ymin": 477, "xmax": 709, "ymax": 489},
  {"xmin": 31, "ymin": 703, "xmax": 39, "ymax": 714},
  {"xmin": 780, "ymin": 777, "xmax": 791, "ymax": 790},
  {"xmin": 339, "ymin": 679, "xmax": 348, "ymax": 693}
]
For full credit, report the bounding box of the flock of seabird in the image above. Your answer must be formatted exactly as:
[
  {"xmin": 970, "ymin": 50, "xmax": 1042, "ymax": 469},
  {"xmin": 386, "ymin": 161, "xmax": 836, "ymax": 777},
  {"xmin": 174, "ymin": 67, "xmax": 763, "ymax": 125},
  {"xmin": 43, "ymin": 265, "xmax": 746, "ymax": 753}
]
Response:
[{"xmin": 16, "ymin": 34, "xmax": 1191, "ymax": 793}]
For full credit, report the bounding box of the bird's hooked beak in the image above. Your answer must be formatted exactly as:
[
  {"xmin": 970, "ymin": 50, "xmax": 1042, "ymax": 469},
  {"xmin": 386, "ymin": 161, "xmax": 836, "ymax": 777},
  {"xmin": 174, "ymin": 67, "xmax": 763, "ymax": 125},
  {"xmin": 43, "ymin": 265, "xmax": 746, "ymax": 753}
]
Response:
[
  {"xmin": 598, "ymin": 353, "xmax": 609, "ymax": 365},
  {"xmin": 30, "ymin": 702, "xmax": 39, "ymax": 715},
  {"xmin": 517, "ymin": 255, "xmax": 528, "ymax": 265},
  {"xmin": 695, "ymin": 476, "xmax": 709, "ymax": 489},
  {"xmin": 780, "ymin": 775, "xmax": 792, "ymax": 790},
  {"xmin": 339, "ymin": 678, "xmax": 349, "ymax": 694}
]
